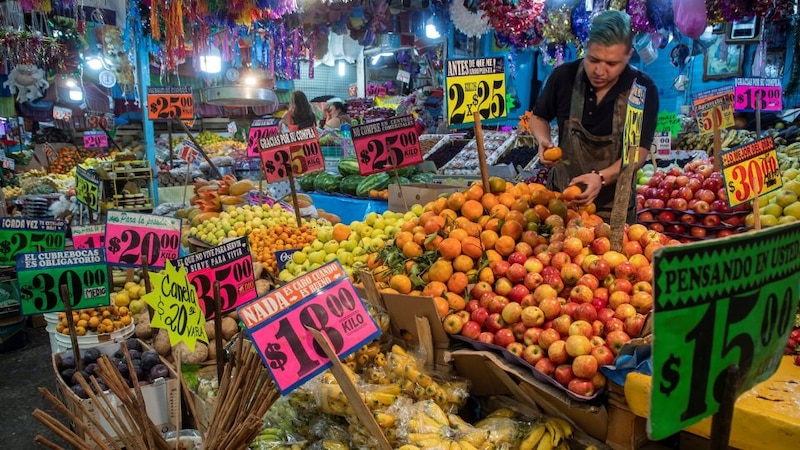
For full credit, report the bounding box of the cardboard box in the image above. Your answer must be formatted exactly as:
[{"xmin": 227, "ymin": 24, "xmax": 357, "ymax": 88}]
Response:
[
  {"xmin": 488, "ymin": 164, "xmax": 517, "ymax": 180},
  {"xmin": 388, "ymin": 183, "xmax": 463, "ymax": 212},
  {"xmin": 381, "ymin": 292, "xmax": 451, "ymax": 369},
  {"xmin": 190, "ymin": 390, "xmax": 216, "ymax": 430},
  {"xmin": 606, "ymin": 381, "xmax": 650, "ymax": 450},
  {"xmin": 452, "ymin": 349, "xmax": 609, "ymax": 443},
  {"xmin": 52, "ymin": 340, "xmax": 180, "ymax": 445}
]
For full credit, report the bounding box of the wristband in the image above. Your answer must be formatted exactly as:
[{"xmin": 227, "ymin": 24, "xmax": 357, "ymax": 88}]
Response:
[{"xmin": 591, "ymin": 170, "xmax": 605, "ymax": 186}]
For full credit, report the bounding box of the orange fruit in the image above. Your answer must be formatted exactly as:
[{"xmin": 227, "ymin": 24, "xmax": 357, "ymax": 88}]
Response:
[
  {"xmin": 425, "ymin": 235, "xmax": 443, "ymax": 252},
  {"xmin": 367, "ymin": 253, "xmax": 383, "ymax": 269},
  {"xmin": 430, "ymin": 197, "xmax": 448, "ymax": 215},
  {"xmin": 332, "ymin": 223, "xmax": 351, "ymax": 242},
  {"xmin": 428, "ymin": 259, "xmax": 454, "ymax": 283},
  {"xmin": 395, "ymin": 231, "xmax": 414, "ymax": 249},
  {"xmin": 488, "ymin": 176, "xmax": 507, "ymax": 194},
  {"xmin": 447, "ymin": 192, "xmax": 467, "ymax": 211},
  {"xmin": 453, "ymin": 254, "xmax": 475, "ymax": 272},
  {"xmin": 562, "ymin": 185, "xmax": 583, "ymax": 202},
  {"xmin": 423, "ymin": 281, "xmax": 448, "ymax": 297},
  {"xmin": 401, "ymin": 220, "xmax": 418, "ymax": 232},
  {"xmin": 449, "ymin": 228, "xmax": 469, "ymax": 242},
  {"xmin": 447, "ymin": 272, "xmax": 469, "ymax": 295},
  {"xmin": 480, "ymin": 229, "xmax": 499, "ymax": 250},
  {"xmin": 381, "ymin": 287, "xmax": 400, "ymax": 294},
  {"xmin": 543, "ymin": 146, "xmax": 562, "ymax": 162},
  {"xmin": 511, "ymin": 198, "xmax": 529, "ymax": 213},
  {"xmin": 479, "ymin": 267, "xmax": 495, "ymax": 284},
  {"xmin": 484, "ymin": 218, "xmax": 501, "ymax": 232},
  {"xmin": 433, "ymin": 296, "xmax": 450, "ymax": 317},
  {"xmin": 461, "ymin": 200, "xmax": 484, "ymax": 221},
  {"xmin": 413, "ymin": 231, "xmax": 427, "ymax": 246},
  {"xmin": 530, "ymin": 189, "xmax": 551, "ymax": 206},
  {"xmin": 534, "ymin": 204, "xmax": 551, "ymax": 219},
  {"xmin": 495, "ymin": 235, "xmax": 516, "ymax": 256},
  {"xmin": 548, "ymin": 198, "xmax": 568, "ymax": 219},
  {"xmin": 500, "ymin": 220, "xmax": 523, "ymax": 241},
  {"xmin": 438, "ymin": 237, "xmax": 462, "ymax": 260},
  {"xmin": 423, "ymin": 215, "xmax": 445, "ymax": 234},
  {"xmin": 389, "ymin": 274, "xmax": 413, "ymax": 294},
  {"xmin": 466, "ymin": 184, "xmax": 484, "ymax": 200},
  {"xmin": 402, "ymin": 241, "xmax": 423, "ymax": 258},
  {"xmin": 445, "ymin": 292, "xmax": 467, "ymax": 311},
  {"xmin": 485, "ymin": 249, "xmax": 502, "ymax": 263},
  {"xmin": 461, "ymin": 236, "xmax": 483, "ymax": 259},
  {"xmin": 489, "ymin": 204, "xmax": 509, "ymax": 220},
  {"xmin": 439, "ymin": 208, "xmax": 458, "ymax": 223},
  {"xmin": 481, "ymin": 193, "xmax": 499, "ymax": 212},
  {"xmin": 505, "ymin": 210, "xmax": 526, "ymax": 227},
  {"xmin": 498, "ymin": 192, "xmax": 516, "ymax": 208}
]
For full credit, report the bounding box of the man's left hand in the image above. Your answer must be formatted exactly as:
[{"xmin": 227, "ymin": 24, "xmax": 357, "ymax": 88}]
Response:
[{"xmin": 569, "ymin": 172, "xmax": 603, "ymax": 205}]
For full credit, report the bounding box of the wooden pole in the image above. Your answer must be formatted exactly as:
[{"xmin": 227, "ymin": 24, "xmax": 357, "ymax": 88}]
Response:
[
  {"xmin": 60, "ymin": 284, "xmax": 82, "ymax": 371},
  {"xmin": 709, "ymin": 365, "xmax": 739, "ymax": 450},
  {"xmin": 609, "ymin": 149, "xmax": 637, "ymax": 252},
  {"xmin": 213, "ymin": 281, "xmax": 225, "ymax": 383},
  {"xmin": 140, "ymin": 254, "xmax": 155, "ymax": 331},
  {"xmin": 306, "ymin": 327, "xmax": 392, "ymax": 450},
  {"xmin": 286, "ymin": 170, "xmax": 303, "ymax": 228},
  {"xmin": 712, "ymin": 118, "xmax": 722, "ymax": 172},
  {"xmin": 174, "ymin": 119, "xmax": 224, "ymax": 179},
  {"xmin": 473, "ymin": 112, "xmax": 491, "ymax": 191}
]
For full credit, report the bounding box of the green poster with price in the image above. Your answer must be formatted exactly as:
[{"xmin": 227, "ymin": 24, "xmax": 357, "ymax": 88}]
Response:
[
  {"xmin": 649, "ymin": 222, "xmax": 800, "ymax": 440},
  {"xmin": 15, "ymin": 248, "xmax": 110, "ymax": 315},
  {"xmin": 0, "ymin": 217, "xmax": 67, "ymax": 266}
]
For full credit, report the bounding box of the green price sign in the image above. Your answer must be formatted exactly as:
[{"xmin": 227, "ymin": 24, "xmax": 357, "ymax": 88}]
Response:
[
  {"xmin": 15, "ymin": 248, "xmax": 110, "ymax": 315},
  {"xmin": 0, "ymin": 218, "xmax": 67, "ymax": 266},
  {"xmin": 75, "ymin": 166, "xmax": 101, "ymax": 212},
  {"xmin": 655, "ymin": 111, "xmax": 681, "ymax": 138},
  {"xmin": 649, "ymin": 222, "xmax": 800, "ymax": 440}
]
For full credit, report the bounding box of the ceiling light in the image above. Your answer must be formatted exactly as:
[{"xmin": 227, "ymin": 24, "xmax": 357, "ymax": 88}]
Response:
[
  {"xmin": 243, "ymin": 75, "xmax": 257, "ymax": 86},
  {"xmin": 338, "ymin": 60, "xmax": 346, "ymax": 77},
  {"xmin": 199, "ymin": 47, "xmax": 222, "ymax": 74},
  {"xmin": 86, "ymin": 57, "xmax": 103, "ymax": 71},
  {"xmin": 425, "ymin": 17, "xmax": 440, "ymax": 39},
  {"xmin": 68, "ymin": 88, "xmax": 84, "ymax": 102}
]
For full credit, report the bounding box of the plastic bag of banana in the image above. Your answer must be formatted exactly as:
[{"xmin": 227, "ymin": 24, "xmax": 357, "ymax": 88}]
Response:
[{"xmin": 675, "ymin": 129, "xmax": 756, "ymax": 153}]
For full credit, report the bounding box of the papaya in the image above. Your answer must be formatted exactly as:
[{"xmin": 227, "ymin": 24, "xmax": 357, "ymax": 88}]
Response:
[{"xmin": 228, "ymin": 179, "xmax": 256, "ymax": 196}]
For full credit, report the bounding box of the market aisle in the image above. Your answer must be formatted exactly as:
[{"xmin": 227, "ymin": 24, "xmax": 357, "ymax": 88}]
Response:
[{"xmin": 0, "ymin": 325, "xmax": 60, "ymax": 449}]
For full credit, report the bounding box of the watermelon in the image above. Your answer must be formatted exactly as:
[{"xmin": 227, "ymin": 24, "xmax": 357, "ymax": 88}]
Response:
[
  {"xmin": 356, "ymin": 172, "xmax": 391, "ymax": 197},
  {"xmin": 299, "ymin": 172, "xmax": 321, "ymax": 191},
  {"xmin": 397, "ymin": 177, "xmax": 412, "ymax": 184},
  {"xmin": 338, "ymin": 158, "xmax": 360, "ymax": 176},
  {"xmin": 395, "ymin": 164, "xmax": 418, "ymax": 178},
  {"xmin": 339, "ymin": 175, "xmax": 364, "ymax": 196},
  {"xmin": 314, "ymin": 173, "xmax": 343, "ymax": 193},
  {"xmin": 411, "ymin": 173, "xmax": 434, "ymax": 183}
]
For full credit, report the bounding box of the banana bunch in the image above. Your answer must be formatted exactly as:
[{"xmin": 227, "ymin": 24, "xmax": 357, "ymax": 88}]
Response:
[
  {"xmin": 204, "ymin": 140, "xmax": 248, "ymax": 157},
  {"xmin": 519, "ymin": 417, "xmax": 574, "ymax": 450},
  {"xmin": 387, "ymin": 345, "xmax": 470, "ymax": 412},
  {"xmin": 781, "ymin": 142, "xmax": 800, "ymax": 158},
  {"xmin": 249, "ymin": 427, "xmax": 305, "ymax": 449},
  {"xmin": 676, "ymin": 129, "xmax": 756, "ymax": 153},
  {"xmin": 81, "ymin": 156, "xmax": 114, "ymax": 168},
  {"xmin": 777, "ymin": 152, "xmax": 800, "ymax": 172},
  {"xmin": 19, "ymin": 169, "xmax": 48, "ymax": 179},
  {"xmin": 2, "ymin": 185, "xmax": 23, "ymax": 199},
  {"xmin": 474, "ymin": 408, "xmax": 520, "ymax": 447}
]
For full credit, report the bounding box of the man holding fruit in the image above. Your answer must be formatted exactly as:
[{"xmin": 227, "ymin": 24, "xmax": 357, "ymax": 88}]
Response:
[{"xmin": 531, "ymin": 10, "xmax": 659, "ymax": 222}]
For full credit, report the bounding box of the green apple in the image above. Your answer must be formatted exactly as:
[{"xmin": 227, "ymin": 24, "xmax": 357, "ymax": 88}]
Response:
[
  {"xmin": 778, "ymin": 215, "xmax": 797, "ymax": 224},
  {"xmin": 783, "ymin": 202, "xmax": 800, "ymax": 220},
  {"xmin": 323, "ymin": 241, "xmax": 340, "ymax": 254},
  {"xmin": 404, "ymin": 211, "xmax": 418, "ymax": 221},
  {"xmin": 783, "ymin": 180, "xmax": 800, "ymax": 196},
  {"xmin": 761, "ymin": 203, "xmax": 783, "ymax": 218},
  {"xmin": 411, "ymin": 204, "xmax": 424, "ymax": 216},
  {"xmin": 292, "ymin": 251, "xmax": 307, "ymax": 264},
  {"xmin": 309, "ymin": 262, "xmax": 322, "ymax": 270},
  {"xmin": 308, "ymin": 250, "xmax": 326, "ymax": 265},
  {"xmin": 341, "ymin": 239, "xmax": 358, "ymax": 252},
  {"xmin": 760, "ymin": 214, "xmax": 779, "ymax": 227},
  {"xmin": 784, "ymin": 168, "xmax": 800, "ymax": 180},
  {"xmin": 285, "ymin": 261, "xmax": 297, "ymax": 272},
  {"xmin": 365, "ymin": 212, "xmax": 378, "ymax": 226},
  {"xmin": 371, "ymin": 228, "xmax": 386, "ymax": 239},
  {"xmin": 317, "ymin": 227, "xmax": 333, "ymax": 243},
  {"xmin": 324, "ymin": 253, "xmax": 338, "ymax": 263},
  {"xmin": 311, "ymin": 241, "xmax": 324, "ymax": 251},
  {"xmin": 775, "ymin": 190, "xmax": 798, "ymax": 208}
]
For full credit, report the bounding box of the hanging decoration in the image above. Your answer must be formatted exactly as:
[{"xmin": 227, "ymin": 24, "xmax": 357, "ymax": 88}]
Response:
[
  {"xmin": 3, "ymin": 64, "xmax": 50, "ymax": 103},
  {"xmin": 626, "ymin": 0, "xmax": 651, "ymax": 32},
  {"xmin": 0, "ymin": 30, "xmax": 64, "ymax": 68},
  {"xmin": 479, "ymin": 0, "xmax": 545, "ymax": 49},
  {"xmin": 751, "ymin": 0, "xmax": 795, "ymax": 19},
  {"xmin": 608, "ymin": 0, "xmax": 628, "ymax": 12},
  {"xmin": 449, "ymin": 0, "xmax": 490, "ymax": 38},
  {"xmin": 704, "ymin": 0, "xmax": 748, "ymax": 24},
  {"xmin": 571, "ymin": 2, "xmax": 590, "ymax": 43},
  {"xmin": 540, "ymin": 5, "xmax": 579, "ymax": 62}
]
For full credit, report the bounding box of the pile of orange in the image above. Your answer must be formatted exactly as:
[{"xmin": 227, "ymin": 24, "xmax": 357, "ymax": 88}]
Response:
[
  {"xmin": 56, "ymin": 306, "xmax": 132, "ymax": 336},
  {"xmin": 249, "ymin": 224, "xmax": 319, "ymax": 273},
  {"xmin": 373, "ymin": 177, "xmax": 602, "ymax": 318}
]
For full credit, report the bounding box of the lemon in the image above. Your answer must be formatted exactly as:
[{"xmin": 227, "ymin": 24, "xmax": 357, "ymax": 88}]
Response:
[{"xmin": 114, "ymin": 291, "xmax": 130, "ymax": 307}]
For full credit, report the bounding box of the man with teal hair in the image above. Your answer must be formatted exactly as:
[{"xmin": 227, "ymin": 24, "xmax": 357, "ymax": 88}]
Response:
[{"xmin": 532, "ymin": 10, "xmax": 659, "ymax": 223}]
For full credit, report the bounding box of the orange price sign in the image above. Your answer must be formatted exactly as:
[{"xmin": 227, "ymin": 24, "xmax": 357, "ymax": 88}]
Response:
[
  {"xmin": 693, "ymin": 87, "xmax": 735, "ymax": 136},
  {"xmin": 720, "ymin": 137, "xmax": 782, "ymax": 207},
  {"xmin": 258, "ymin": 127, "xmax": 325, "ymax": 183},
  {"xmin": 147, "ymin": 86, "xmax": 194, "ymax": 120}
]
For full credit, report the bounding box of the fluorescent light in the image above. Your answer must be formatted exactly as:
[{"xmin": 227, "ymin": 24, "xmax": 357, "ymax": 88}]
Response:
[
  {"xmin": 379, "ymin": 52, "xmax": 394, "ymax": 57},
  {"xmin": 243, "ymin": 75, "xmax": 257, "ymax": 86},
  {"xmin": 199, "ymin": 55, "xmax": 222, "ymax": 74},
  {"xmin": 68, "ymin": 89, "xmax": 83, "ymax": 101},
  {"xmin": 425, "ymin": 18, "xmax": 440, "ymax": 39},
  {"xmin": 64, "ymin": 78, "xmax": 77, "ymax": 88},
  {"xmin": 338, "ymin": 60, "xmax": 346, "ymax": 76},
  {"xmin": 86, "ymin": 58, "xmax": 103, "ymax": 71},
  {"xmin": 371, "ymin": 55, "xmax": 381, "ymax": 65}
]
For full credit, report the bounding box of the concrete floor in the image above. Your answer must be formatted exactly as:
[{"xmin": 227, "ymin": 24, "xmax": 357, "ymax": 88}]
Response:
[{"xmin": 0, "ymin": 325, "xmax": 61, "ymax": 449}]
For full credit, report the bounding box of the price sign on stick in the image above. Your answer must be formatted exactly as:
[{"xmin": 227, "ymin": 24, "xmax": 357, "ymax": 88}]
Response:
[
  {"xmin": 142, "ymin": 260, "xmax": 209, "ymax": 351},
  {"xmin": 179, "ymin": 139, "xmax": 199, "ymax": 164},
  {"xmin": 247, "ymin": 118, "xmax": 281, "ymax": 157},
  {"xmin": 693, "ymin": 87, "xmax": 735, "ymax": 135},
  {"xmin": 258, "ymin": 127, "xmax": 325, "ymax": 183},
  {"xmin": 239, "ymin": 262, "xmax": 381, "ymax": 394},
  {"xmin": 16, "ymin": 248, "xmax": 110, "ymax": 315},
  {"xmin": 445, "ymin": 57, "xmax": 506, "ymax": 125},
  {"xmin": 75, "ymin": 166, "xmax": 102, "ymax": 212},
  {"xmin": 83, "ymin": 131, "xmax": 108, "ymax": 149},
  {"xmin": 649, "ymin": 223, "xmax": 800, "ymax": 440},
  {"xmin": 351, "ymin": 115, "xmax": 422, "ymax": 175},
  {"xmin": 147, "ymin": 86, "xmax": 194, "ymax": 120},
  {"xmin": 174, "ymin": 237, "xmax": 257, "ymax": 320},
  {"xmin": 734, "ymin": 78, "xmax": 782, "ymax": 112},
  {"xmin": 622, "ymin": 81, "xmax": 647, "ymax": 167},
  {"xmin": 655, "ymin": 111, "xmax": 682, "ymax": 138},
  {"xmin": 105, "ymin": 211, "xmax": 182, "ymax": 269},
  {"xmin": 72, "ymin": 224, "xmax": 106, "ymax": 249},
  {"xmin": 721, "ymin": 137, "xmax": 782, "ymax": 207},
  {"xmin": 0, "ymin": 218, "xmax": 66, "ymax": 266}
]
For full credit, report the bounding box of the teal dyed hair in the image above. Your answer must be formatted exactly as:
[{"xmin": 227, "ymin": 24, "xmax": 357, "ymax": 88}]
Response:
[{"xmin": 588, "ymin": 10, "xmax": 633, "ymax": 49}]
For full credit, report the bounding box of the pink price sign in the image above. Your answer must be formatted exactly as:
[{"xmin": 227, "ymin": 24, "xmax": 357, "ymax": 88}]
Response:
[
  {"xmin": 246, "ymin": 277, "xmax": 381, "ymax": 394},
  {"xmin": 105, "ymin": 211, "xmax": 182, "ymax": 269},
  {"xmin": 258, "ymin": 127, "xmax": 325, "ymax": 183},
  {"xmin": 83, "ymin": 131, "xmax": 108, "ymax": 149},
  {"xmin": 351, "ymin": 115, "xmax": 422, "ymax": 175},
  {"xmin": 734, "ymin": 78, "xmax": 782, "ymax": 112},
  {"xmin": 72, "ymin": 224, "xmax": 105, "ymax": 249},
  {"xmin": 247, "ymin": 118, "xmax": 281, "ymax": 157}
]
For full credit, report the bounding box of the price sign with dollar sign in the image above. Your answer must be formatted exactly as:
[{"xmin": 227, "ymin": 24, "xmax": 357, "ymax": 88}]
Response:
[
  {"xmin": 734, "ymin": 78, "xmax": 782, "ymax": 112},
  {"xmin": 142, "ymin": 260, "xmax": 209, "ymax": 351},
  {"xmin": 15, "ymin": 248, "xmax": 110, "ymax": 315},
  {"xmin": 445, "ymin": 57, "xmax": 506, "ymax": 126},
  {"xmin": 721, "ymin": 137, "xmax": 782, "ymax": 207},
  {"xmin": 351, "ymin": 115, "xmax": 422, "ymax": 175},
  {"xmin": 75, "ymin": 166, "xmax": 102, "ymax": 212},
  {"xmin": 258, "ymin": 127, "xmax": 325, "ymax": 183},
  {"xmin": 247, "ymin": 118, "xmax": 281, "ymax": 158},
  {"xmin": 693, "ymin": 87, "xmax": 735, "ymax": 135},
  {"xmin": 105, "ymin": 211, "xmax": 182, "ymax": 269},
  {"xmin": 239, "ymin": 263, "xmax": 381, "ymax": 394},
  {"xmin": 86, "ymin": 111, "xmax": 115, "ymax": 132},
  {"xmin": 72, "ymin": 224, "xmax": 106, "ymax": 249},
  {"xmin": 0, "ymin": 218, "xmax": 67, "ymax": 266},
  {"xmin": 83, "ymin": 131, "xmax": 108, "ymax": 149},
  {"xmin": 649, "ymin": 222, "xmax": 800, "ymax": 440},
  {"xmin": 174, "ymin": 237, "xmax": 257, "ymax": 320},
  {"xmin": 147, "ymin": 86, "xmax": 194, "ymax": 120}
]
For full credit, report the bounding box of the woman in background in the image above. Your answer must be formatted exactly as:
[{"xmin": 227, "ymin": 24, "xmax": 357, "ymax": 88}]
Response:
[
  {"xmin": 324, "ymin": 101, "xmax": 351, "ymax": 130},
  {"xmin": 280, "ymin": 91, "xmax": 317, "ymax": 131}
]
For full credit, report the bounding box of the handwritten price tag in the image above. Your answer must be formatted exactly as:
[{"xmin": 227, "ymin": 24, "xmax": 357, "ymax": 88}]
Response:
[
  {"xmin": 693, "ymin": 87, "xmax": 735, "ymax": 135},
  {"xmin": 105, "ymin": 211, "xmax": 182, "ymax": 269},
  {"xmin": 351, "ymin": 115, "xmax": 422, "ymax": 175},
  {"xmin": 0, "ymin": 218, "xmax": 66, "ymax": 266},
  {"xmin": 734, "ymin": 78, "xmax": 782, "ymax": 112},
  {"xmin": 15, "ymin": 248, "xmax": 109, "ymax": 315},
  {"xmin": 143, "ymin": 260, "xmax": 208, "ymax": 351},
  {"xmin": 75, "ymin": 166, "xmax": 102, "ymax": 212},
  {"xmin": 83, "ymin": 131, "xmax": 108, "ymax": 149},
  {"xmin": 649, "ymin": 223, "xmax": 800, "ymax": 440},
  {"xmin": 721, "ymin": 137, "xmax": 782, "ymax": 207},
  {"xmin": 174, "ymin": 237, "xmax": 257, "ymax": 320},
  {"xmin": 86, "ymin": 111, "xmax": 114, "ymax": 132},
  {"xmin": 247, "ymin": 118, "xmax": 281, "ymax": 157},
  {"xmin": 446, "ymin": 57, "xmax": 506, "ymax": 125},
  {"xmin": 147, "ymin": 86, "xmax": 194, "ymax": 120},
  {"xmin": 655, "ymin": 111, "xmax": 682, "ymax": 138},
  {"xmin": 72, "ymin": 224, "xmax": 106, "ymax": 249},
  {"xmin": 258, "ymin": 127, "xmax": 325, "ymax": 183},
  {"xmin": 179, "ymin": 140, "xmax": 198, "ymax": 164},
  {"xmin": 244, "ymin": 275, "xmax": 381, "ymax": 394}
]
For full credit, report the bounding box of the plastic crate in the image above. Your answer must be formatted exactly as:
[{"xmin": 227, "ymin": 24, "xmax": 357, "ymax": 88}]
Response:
[{"xmin": 321, "ymin": 146, "xmax": 344, "ymax": 158}]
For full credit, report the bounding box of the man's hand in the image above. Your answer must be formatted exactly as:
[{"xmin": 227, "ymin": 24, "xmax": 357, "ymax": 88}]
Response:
[
  {"xmin": 569, "ymin": 172, "xmax": 603, "ymax": 206},
  {"xmin": 538, "ymin": 140, "xmax": 557, "ymax": 167}
]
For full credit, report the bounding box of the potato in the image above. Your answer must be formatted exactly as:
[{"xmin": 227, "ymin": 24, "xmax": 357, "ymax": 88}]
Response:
[
  {"xmin": 154, "ymin": 330, "xmax": 171, "ymax": 356},
  {"xmin": 221, "ymin": 317, "xmax": 238, "ymax": 340},
  {"xmin": 207, "ymin": 339, "xmax": 217, "ymax": 361},
  {"xmin": 226, "ymin": 311, "xmax": 239, "ymax": 322},
  {"xmin": 173, "ymin": 341, "xmax": 209, "ymax": 364},
  {"xmin": 135, "ymin": 310, "xmax": 152, "ymax": 340},
  {"xmin": 253, "ymin": 262, "xmax": 264, "ymax": 280},
  {"xmin": 204, "ymin": 320, "xmax": 215, "ymax": 340},
  {"xmin": 256, "ymin": 279, "xmax": 271, "ymax": 296}
]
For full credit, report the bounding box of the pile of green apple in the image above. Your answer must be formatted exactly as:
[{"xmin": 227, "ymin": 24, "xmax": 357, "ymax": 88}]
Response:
[{"xmin": 746, "ymin": 168, "xmax": 800, "ymax": 227}]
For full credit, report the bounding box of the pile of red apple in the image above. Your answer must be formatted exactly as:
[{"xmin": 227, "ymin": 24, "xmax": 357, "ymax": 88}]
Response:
[
  {"xmin": 636, "ymin": 159, "xmax": 751, "ymax": 242},
  {"xmin": 445, "ymin": 222, "xmax": 672, "ymax": 398}
]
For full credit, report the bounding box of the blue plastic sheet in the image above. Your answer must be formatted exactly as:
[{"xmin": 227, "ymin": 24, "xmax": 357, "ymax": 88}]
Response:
[
  {"xmin": 600, "ymin": 343, "xmax": 653, "ymax": 386},
  {"xmin": 306, "ymin": 192, "xmax": 388, "ymax": 224}
]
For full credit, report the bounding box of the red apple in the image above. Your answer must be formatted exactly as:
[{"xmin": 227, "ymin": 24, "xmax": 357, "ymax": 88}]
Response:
[
  {"xmin": 457, "ymin": 310, "xmax": 471, "ymax": 324},
  {"xmin": 471, "ymin": 282, "xmax": 494, "ymax": 302},
  {"xmin": 625, "ymin": 314, "xmax": 646, "ymax": 337},
  {"xmin": 539, "ymin": 296, "xmax": 562, "ymax": 320},
  {"xmin": 609, "ymin": 278, "xmax": 633, "ymax": 294},
  {"xmin": 589, "ymin": 237, "xmax": 611, "ymax": 255},
  {"xmin": 506, "ymin": 263, "xmax": 527, "ymax": 284},
  {"xmin": 591, "ymin": 372, "xmax": 608, "ymax": 389},
  {"xmin": 607, "ymin": 330, "xmax": 632, "ymax": 354},
  {"xmin": 638, "ymin": 211, "xmax": 654, "ymax": 222},
  {"xmin": 614, "ymin": 262, "xmax": 637, "ymax": 282},
  {"xmin": 478, "ymin": 332, "xmax": 495, "ymax": 345},
  {"xmin": 553, "ymin": 314, "xmax": 573, "ymax": 337},
  {"xmin": 565, "ymin": 334, "xmax": 593, "ymax": 357},
  {"xmin": 568, "ymin": 378, "xmax": 595, "ymax": 396},
  {"xmin": 591, "ymin": 322, "xmax": 605, "ymax": 340},
  {"xmin": 577, "ymin": 274, "xmax": 600, "ymax": 292},
  {"xmin": 703, "ymin": 177, "xmax": 721, "ymax": 193},
  {"xmin": 548, "ymin": 340, "xmax": 569, "ymax": 364},
  {"xmin": 535, "ymin": 251, "xmax": 552, "ymax": 267},
  {"xmin": 554, "ymin": 364, "xmax": 575, "ymax": 386},
  {"xmin": 485, "ymin": 313, "xmax": 505, "ymax": 333},
  {"xmin": 501, "ymin": 302, "xmax": 523, "ymax": 324},
  {"xmin": 524, "ymin": 272, "xmax": 544, "ymax": 291},
  {"xmin": 591, "ymin": 345, "xmax": 616, "ymax": 366},
  {"xmin": 574, "ymin": 302, "xmax": 598, "ymax": 323},
  {"xmin": 494, "ymin": 328, "xmax": 516, "ymax": 348},
  {"xmin": 508, "ymin": 283, "xmax": 530, "ymax": 303},
  {"xmin": 690, "ymin": 226, "xmax": 707, "ymax": 238},
  {"xmin": 511, "ymin": 321, "xmax": 529, "ymax": 342},
  {"xmin": 521, "ymin": 306, "xmax": 546, "ymax": 328},
  {"xmin": 465, "ymin": 299, "xmax": 480, "ymax": 313},
  {"xmin": 703, "ymin": 214, "xmax": 721, "ymax": 227},
  {"xmin": 561, "ymin": 263, "xmax": 583, "ymax": 286},
  {"xmin": 632, "ymin": 280, "xmax": 653, "ymax": 294},
  {"xmin": 591, "ymin": 296, "xmax": 608, "ymax": 311},
  {"xmin": 461, "ymin": 320, "xmax": 482, "ymax": 340},
  {"xmin": 494, "ymin": 277, "xmax": 513, "ymax": 296},
  {"xmin": 568, "ymin": 320, "xmax": 594, "ymax": 339},
  {"xmin": 587, "ymin": 259, "xmax": 612, "ymax": 280},
  {"xmin": 680, "ymin": 213, "xmax": 697, "ymax": 225},
  {"xmin": 606, "ymin": 317, "xmax": 625, "ymax": 333},
  {"xmin": 572, "ymin": 354, "xmax": 599, "ymax": 379},
  {"xmin": 657, "ymin": 210, "xmax": 676, "ymax": 223},
  {"xmin": 631, "ymin": 291, "xmax": 654, "ymax": 314},
  {"xmin": 534, "ymin": 358, "xmax": 556, "ymax": 377},
  {"xmin": 523, "ymin": 327, "xmax": 544, "ymax": 346},
  {"xmin": 508, "ymin": 251, "xmax": 527, "ymax": 265},
  {"xmin": 523, "ymin": 344, "xmax": 546, "ymax": 366},
  {"xmin": 524, "ymin": 256, "xmax": 544, "ymax": 274},
  {"xmin": 542, "ymin": 271, "xmax": 565, "ymax": 293},
  {"xmin": 615, "ymin": 303, "xmax": 637, "ymax": 321},
  {"xmin": 520, "ymin": 293, "xmax": 537, "ymax": 308},
  {"xmin": 693, "ymin": 200, "xmax": 711, "ymax": 214},
  {"xmin": 538, "ymin": 328, "xmax": 561, "ymax": 350},
  {"xmin": 506, "ymin": 342, "xmax": 525, "ymax": 357},
  {"xmin": 442, "ymin": 313, "xmax": 464, "ymax": 334},
  {"xmin": 492, "ymin": 260, "xmax": 510, "ymax": 278},
  {"xmin": 644, "ymin": 198, "xmax": 665, "ymax": 209},
  {"xmin": 597, "ymin": 308, "xmax": 616, "ymax": 325}
]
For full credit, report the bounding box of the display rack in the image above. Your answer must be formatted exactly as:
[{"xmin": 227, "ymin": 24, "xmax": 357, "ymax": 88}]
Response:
[{"xmin": 109, "ymin": 160, "xmax": 154, "ymax": 211}]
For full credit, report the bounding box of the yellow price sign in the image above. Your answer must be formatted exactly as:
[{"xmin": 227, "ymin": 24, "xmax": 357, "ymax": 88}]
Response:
[
  {"xmin": 75, "ymin": 166, "xmax": 101, "ymax": 212},
  {"xmin": 622, "ymin": 81, "xmax": 647, "ymax": 167},
  {"xmin": 143, "ymin": 260, "xmax": 209, "ymax": 351},
  {"xmin": 721, "ymin": 137, "xmax": 782, "ymax": 207},
  {"xmin": 693, "ymin": 89, "xmax": 735, "ymax": 135},
  {"xmin": 446, "ymin": 57, "xmax": 506, "ymax": 125}
]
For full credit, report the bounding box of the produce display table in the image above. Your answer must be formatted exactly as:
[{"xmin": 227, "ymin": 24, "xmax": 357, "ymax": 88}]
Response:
[
  {"xmin": 622, "ymin": 356, "xmax": 800, "ymax": 449},
  {"xmin": 305, "ymin": 192, "xmax": 388, "ymax": 224}
]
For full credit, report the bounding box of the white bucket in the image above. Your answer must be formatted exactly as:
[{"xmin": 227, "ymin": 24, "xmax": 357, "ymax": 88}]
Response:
[
  {"xmin": 49, "ymin": 323, "xmax": 135, "ymax": 354},
  {"xmin": 634, "ymin": 34, "xmax": 658, "ymax": 65}
]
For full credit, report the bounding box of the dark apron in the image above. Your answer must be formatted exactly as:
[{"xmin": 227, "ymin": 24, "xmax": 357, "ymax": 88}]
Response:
[{"xmin": 547, "ymin": 61, "xmax": 635, "ymax": 223}]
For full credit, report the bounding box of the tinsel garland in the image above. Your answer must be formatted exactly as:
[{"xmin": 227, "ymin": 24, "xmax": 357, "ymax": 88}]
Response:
[
  {"xmin": 571, "ymin": 3, "xmax": 590, "ymax": 43},
  {"xmin": 0, "ymin": 30, "xmax": 64, "ymax": 68},
  {"xmin": 541, "ymin": 5, "xmax": 579, "ymax": 54},
  {"xmin": 785, "ymin": 17, "xmax": 800, "ymax": 95},
  {"xmin": 626, "ymin": 0, "xmax": 651, "ymax": 32},
  {"xmin": 751, "ymin": 0, "xmax": 795, "ymax": 19},
  {"xmin": 478, "ymin": 0, "xmax": 545, "ymax": 49},
  {"xmin": 450, "ymin": 0, "xmax": 490, "ymax": 38},
  {"xmin": 704, "ymin": 0, "xmax": 749, "ymax": 24}
]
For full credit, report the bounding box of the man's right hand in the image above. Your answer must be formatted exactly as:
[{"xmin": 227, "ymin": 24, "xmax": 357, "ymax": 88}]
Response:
[{"xmin": 538, "ymin": 141, "xmax": 556, "ymax": 167}]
